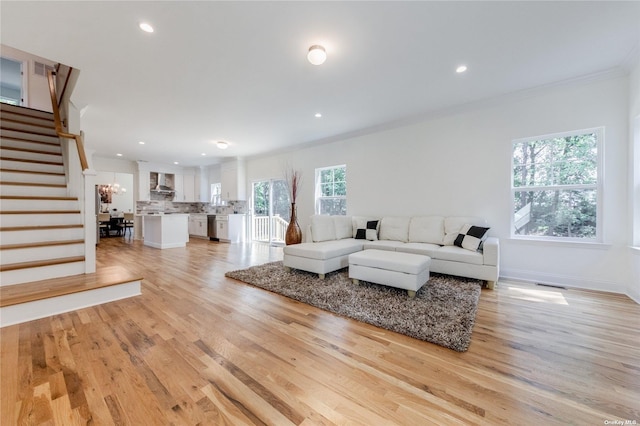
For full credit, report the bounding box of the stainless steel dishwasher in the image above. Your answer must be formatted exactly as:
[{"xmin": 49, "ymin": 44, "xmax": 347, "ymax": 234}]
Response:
[{"xmin": 207, "ymin": 215, "xmax": 218, "ymax": 241}]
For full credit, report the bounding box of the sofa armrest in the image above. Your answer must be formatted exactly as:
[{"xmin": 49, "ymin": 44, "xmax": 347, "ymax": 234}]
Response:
[{"xmin": 482, "ymin": 237, "xmax": 499, "ymax": 266}]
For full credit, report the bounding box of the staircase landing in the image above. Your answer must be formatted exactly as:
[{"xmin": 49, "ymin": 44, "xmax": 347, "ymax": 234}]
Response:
[{"xmin": 0, "ymin": 265, "xmax": 142, "ymax": 327}]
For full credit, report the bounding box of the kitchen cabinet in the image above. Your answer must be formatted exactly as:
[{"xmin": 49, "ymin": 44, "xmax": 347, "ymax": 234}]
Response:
[
  {"xmin": 175, "ymin": 174, "xmax": 196, "ymax": 202},
  {"xmin": 220, "ymin": 159, "xmax": 246, "ymax": 200},
  {"xmin": 188, "ymin": 214, "xmax": 208, "ymax": 238},
  {"xmin": 217, "ymin": 214, "xmax": 246, "ymax": 243}
]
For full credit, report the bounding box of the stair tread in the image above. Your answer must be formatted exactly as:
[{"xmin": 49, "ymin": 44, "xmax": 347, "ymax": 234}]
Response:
[
  {"xmin": 0, "ymin": 135, "xmax": 60, "ymax": 146},
  {"xmin": 0, "ymin": 239, "xmax": 84, "ymax": 250},
  {"xmin": 0, "ymin": 224, "xmax": 83, "ymax": 231},
  {"xmin": 0, "ymin": 210, "xmax": 80, "ymax": 214},
  {"xmin": 0, "ymin": 195, "xmax": 77, "ymax": 200},
  {"xmin": 0, "ymin": 266, "xmax": 141, "ymax": 307},
  {"xmin": 0, "ymin": 104, "xmax": 54, "ymax": 116},
  {"xmin": 0, "ymin": 126, "xmax": 57, "ymax": 138},
  {"xmin": 0, "ymin": 167, "xmax": 65, "ymax": 176},
  {"xmin": 0, "ymin": 156, "xmax": 63, "ymax": 166},
  {"xmin": 1, "ymin": 117, "xmax": 56, "ymax": 131},
  {"xmin": 1, "ymin": 146, "xmax": 62, "ymax": 156},
  {"xmin": 0, "ymin": 181, "xmax": 66, "ymax": 188},
  {"xmin": 0, "ymin": 255, "xmax": 85, "ymax": 273}
]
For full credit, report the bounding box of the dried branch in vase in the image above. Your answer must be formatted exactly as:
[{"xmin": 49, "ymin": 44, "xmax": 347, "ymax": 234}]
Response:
[{"xmin": 285, "ymin": 168, "xmax": 302, "ymax": 204}]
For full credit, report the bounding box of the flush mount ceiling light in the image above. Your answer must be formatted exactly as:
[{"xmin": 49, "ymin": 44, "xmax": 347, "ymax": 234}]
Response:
[
  {"xmin": 314, "ymin": 113, "xmax": 322, "ymax": 118},
  {"xmin": 139, "ymin": 22, "xmax": 154, "ymax": 33},
  {"xmin": 216, "ymin": 141, "xmax": 229, "ymax": 150},
  {"xmin": 307, "ymin": 45, "xmax": 327, "ymax": 65},
  {"xmin": 456, "ymin": 65, "xmax": 468, "ymax": 73}
]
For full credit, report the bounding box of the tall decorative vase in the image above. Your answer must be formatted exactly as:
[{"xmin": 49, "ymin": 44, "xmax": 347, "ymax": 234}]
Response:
[{"xmin": 285, "ymin": 203, "xmax": 302, "ymax": 245}]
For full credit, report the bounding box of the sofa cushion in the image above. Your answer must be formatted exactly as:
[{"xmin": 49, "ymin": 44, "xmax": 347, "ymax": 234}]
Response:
[
  {"xmin": 310, "ymin": 215, "xmax": 336, "ymax": 242},
  {"xmin": 454, "ymin": 224, "xmax": 490, "ymax": 251},
  {"xmin": 334, "ymin": 215, "xmax": 353, "ymax": 240},
  {"xmin": 432, "ymin": 245, "xmax": 484, "ymax": 265},
  {"xmin": 352, "ymin": 216, "xmax": 380, "ymax": 238},
  {"xmin": 443, "ymin": 216, "xmax": 488, "ymax": 245},
  {"xmin": 355, "ymin": 220, "xmax": 379, "ymax": 241},
  {"xmin": 409, "ymin": 216, "xmax": 445, "ymax": 245},
  {"xmin": 362, "ymin": 240, "xmax": 404, "ymax": 251},
  {"xmin": 397, "ymin": 242, "xmax": 442, "ymax": 258},
  {"xmin": 283, "ymin": 239, "xmax": 363, "ymax": 260},
  {"xmin": 379, "ymin": 216, "xmax": 410, "ymax": 242}
]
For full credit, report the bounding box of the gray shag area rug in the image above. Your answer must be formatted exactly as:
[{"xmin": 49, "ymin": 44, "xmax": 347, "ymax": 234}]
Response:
[{"xmin": 225, "ymin": 261, "xmax": 482, "ymax": 352}]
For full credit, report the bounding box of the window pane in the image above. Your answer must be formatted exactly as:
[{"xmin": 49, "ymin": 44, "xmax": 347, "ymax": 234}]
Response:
[
  {"xmin": 321, "ymin": 169, "xmax": 333, "ymax": 184},
  {"xmin": 513, "ymin": 189, "xmax": 597, "ymax": 238},
  {"xmin": 319, "ymin": 198, "xmax": 347, "ymax": 215}
]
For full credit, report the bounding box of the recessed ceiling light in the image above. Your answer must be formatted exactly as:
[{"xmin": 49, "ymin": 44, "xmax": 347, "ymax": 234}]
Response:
[
  {"xmin": 216, "ymin": 141, "xmax": 229, "ymax": 149},
  {"xmin": 307, "ymin": 45, "xmax": 327, "ymax": 65},
  {"xmin": 116, "ymin": 153, "xmax": 123, "ymax": 157},
  {"xmin": 456, "ymin": 65, "xmax": 468, "ymax": 73},
  {"xmin": 315, "ymin": 113, "xmax": 322, "ymax": 118},
  {"xmin": 174, "ymin": 161, "xmax": 179, "ymax": 165},
  {"xmin": 201, "ymin": 153, "xmax": 206, "ymax": 156},
  {"xmin": 139, "ymin": 22, "xmax": 154, "ymax": 33},
  {"xmin": 138, "ymin": 141, "xmax": 145, "ymax": 145}
]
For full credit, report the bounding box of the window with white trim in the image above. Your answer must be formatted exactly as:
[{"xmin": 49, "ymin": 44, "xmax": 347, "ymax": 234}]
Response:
[
  {"xmin": 511, "ymin": 128, "xmax": 602, "ymax": 241},
  {"xmin": 315, "ymin": 165, "xmax": 346, "ymax": 215}
]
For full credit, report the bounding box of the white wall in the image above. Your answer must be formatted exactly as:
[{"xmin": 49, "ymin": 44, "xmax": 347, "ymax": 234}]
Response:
[
  {"xmin": 247, "ymin": 73, "xmax": 632, "ymax": 295},
  {"xmin": 628, "ymin": 55, "xmax": 640, "ymax": 303},
  {"xmin": 0, "ymin": 44, "xmax": 55, "ymax": 111}
]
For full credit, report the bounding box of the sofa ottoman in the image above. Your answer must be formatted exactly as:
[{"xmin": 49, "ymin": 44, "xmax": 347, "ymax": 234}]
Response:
[{"xmin": 348, "ymin": 249, "xmax": 431, "ymax": 298}]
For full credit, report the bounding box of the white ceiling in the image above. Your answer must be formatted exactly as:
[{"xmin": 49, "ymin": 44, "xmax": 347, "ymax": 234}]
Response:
[{"xmin": 2, "ymin": 1, "xmax": 639, "ymax": 167}]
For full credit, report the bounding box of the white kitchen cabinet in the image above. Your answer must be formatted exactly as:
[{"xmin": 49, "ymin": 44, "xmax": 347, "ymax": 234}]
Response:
[
  {"xmin": 216, "ymin": 217, "xmax": 229, "ymax": 241},
  {"xmin": 188, "ymin": 214, "xmax": 208, "ymax": 238},
  {"xmin": 217, "ymin": 214, "xmax": 245, "ymax": 243},
  {"xmin": 220, "ymin": 159, "xmax": 246, "ymax": 200}
]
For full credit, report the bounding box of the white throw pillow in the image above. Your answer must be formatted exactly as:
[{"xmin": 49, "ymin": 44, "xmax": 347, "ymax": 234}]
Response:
[
  {"xmin": 310, "ymin": 215, "xmax": 336, "ymax": 242},
  {"xmin": 333, "ymin": 216, "xmax": 353, "ymax": 240},
  {"xmin": 379, "ymin": 216, "xmax": 411, "ymax": 242},
  {"xmin": 408, "ymin": 216, "xmax": 445, "ymax": 245},
  {"xmin": 443, "ymin": 216, "xmax": 488, "ymax": 245}
]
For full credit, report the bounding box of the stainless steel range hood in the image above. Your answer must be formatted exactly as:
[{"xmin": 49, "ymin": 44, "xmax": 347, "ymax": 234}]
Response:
[{"xmin": 151, "ymin": 173, "xmax": 175, "ymax": 193}]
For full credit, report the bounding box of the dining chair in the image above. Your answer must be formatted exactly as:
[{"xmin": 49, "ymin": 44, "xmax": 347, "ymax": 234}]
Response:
[
  {"xmin": 98, "ymin": 213, "xmax": 111, "ymax": 237},
  {"xmin": 119, "ymin": 212, "xmax": 134, "ymax": 237}
]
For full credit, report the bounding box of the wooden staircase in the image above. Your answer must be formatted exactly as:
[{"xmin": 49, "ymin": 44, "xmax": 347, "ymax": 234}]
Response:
[{"xmin": 0, "ymin": 103, "xmax": 141, "ymax": 326}]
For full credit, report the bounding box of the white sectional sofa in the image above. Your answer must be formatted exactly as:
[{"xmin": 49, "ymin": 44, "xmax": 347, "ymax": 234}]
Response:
[{"xmin": 282, "ymin": 215, "xmax": 500, "ymax": 289}]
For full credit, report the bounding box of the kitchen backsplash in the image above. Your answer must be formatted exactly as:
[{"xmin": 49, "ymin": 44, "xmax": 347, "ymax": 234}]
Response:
[{"xmin": 136, "ymin": 200, "xmax": 247, "ymax": 215}]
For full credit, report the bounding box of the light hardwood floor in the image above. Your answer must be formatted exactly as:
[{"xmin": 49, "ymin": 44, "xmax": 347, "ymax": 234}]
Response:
[{"xmin": 1, "ymin": 237, "xmax": 639, "ymax": 425}]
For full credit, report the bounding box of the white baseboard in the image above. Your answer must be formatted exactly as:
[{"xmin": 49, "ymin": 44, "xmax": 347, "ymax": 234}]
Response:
[{"xmin": 500, "ymin": 268, "xmax": 626, "ymax": 294}]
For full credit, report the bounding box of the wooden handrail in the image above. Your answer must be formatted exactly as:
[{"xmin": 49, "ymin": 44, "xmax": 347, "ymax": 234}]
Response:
[{"xmin": 47, "ymin": 70, "xmax": 89, "ymax": 171}]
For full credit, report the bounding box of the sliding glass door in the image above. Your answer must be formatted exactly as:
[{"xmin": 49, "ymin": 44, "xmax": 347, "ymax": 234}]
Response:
[{"xmin": 251, "ymin": 179, "xmax": 290, "ymax": 245}]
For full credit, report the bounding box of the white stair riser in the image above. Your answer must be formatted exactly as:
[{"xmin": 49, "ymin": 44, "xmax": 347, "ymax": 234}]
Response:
[
  {"xmin": 0, "ymin": 129, "xmax": 59, "ymax": 144},
  {"xmin": 0, "ymin": 138, "xmax": 61, "ymax": 154},
  {"xmin": 0, "ymin": 227, "xmax": 84, "ymax": 245},
  {"xmin": 0, "ymin": 159, "xmax": 63, "ymax": 174},
  {"xmin": 1, "ymin": 243, "xmax": 85, "ymax": 264},
  {"xmin": 0, "ymin": 213, "xmax": 81, "ymax": 227},
  {"xmin": 1, "ymin": 112, "xmax": 55, "ymax": 127},
  {"xmin": 0, "ymin": 199, "xmax": 78, "ymax": 211},
  {"xmin": 1, "ymin": 148, "xmax": 62, "ymax": 163},
  {"xmin": 0, "ymin": 185, "xmax": 67, "ymax": 197},
  {"xmin": 0, "ymin": 171, "xmax": 66, "ymax": 185},
  {"xmin": 0, "ymin": 261, "xmax": 86, "ymax": 287},
  {"xmin": 0, "ymin": 281, "xmax": 141, "ymax": 326},
  {"xmin": 0, "ymin": 105, "xmax": 54, "ymax": 120}
]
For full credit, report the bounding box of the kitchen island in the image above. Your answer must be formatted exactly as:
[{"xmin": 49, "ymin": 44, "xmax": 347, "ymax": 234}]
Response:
[{"xmin": 142, "ymin": 213, "xmax": 189, "ymax": 249}]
